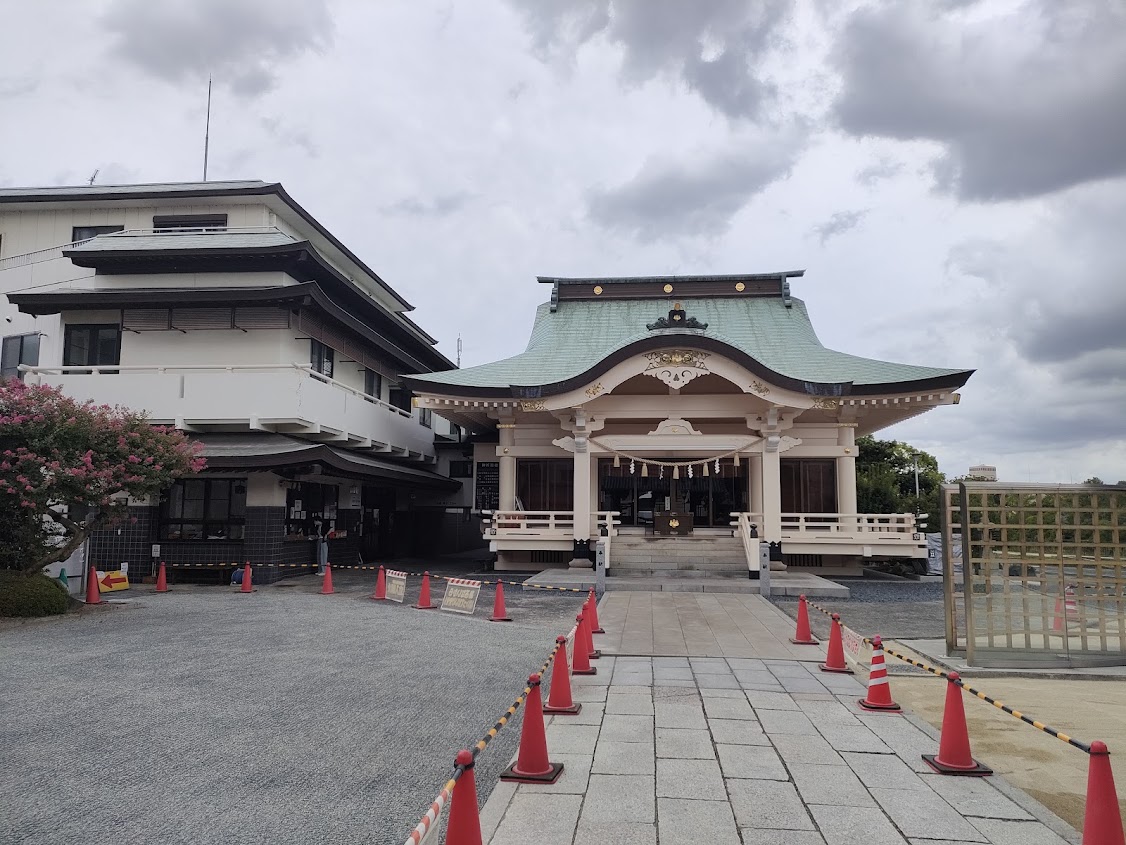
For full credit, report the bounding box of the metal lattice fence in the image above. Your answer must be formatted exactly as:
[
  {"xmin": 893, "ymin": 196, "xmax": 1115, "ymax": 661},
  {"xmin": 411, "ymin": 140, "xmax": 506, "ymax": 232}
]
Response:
[{"xmin": 943, "ymin": 482, "xmax": 1126, "ymax": 668}]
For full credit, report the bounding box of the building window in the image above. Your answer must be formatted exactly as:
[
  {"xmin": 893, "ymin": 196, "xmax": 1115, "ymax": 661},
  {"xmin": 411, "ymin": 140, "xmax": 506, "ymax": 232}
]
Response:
[
  {"xmin": 160, "ymin": 479, "xmax": 247, "ymax": 540},
  {"xmin": 449, "ymin": 460, "xmax": 474, "ymax": 479},
  {"xmin": 1, "ymin": 334, "xmax": 40, "ymax": 380},
  {"xmin": 152, "ymin": 214, "xmax": 228, "ymax": 230},
  {"xmin": 63, "ymin": 324, "xmax": 120, "ymax": 371},
  {"xmin": 419, "ymin": 407, "xmax": 433, "ymax": 428},
  {"xmin": 364, "ymin": 368, "xmax": 382, "ymax": 401},
  {"xmin": 388, "ymin": 383, "xmax": 412, "ymax": 413},
  {"xmin": 310, "ymin": 340, "xmax": 334, "ymax": 379},
  {"xmin": 72, "ymin": 224, "xmax": 124, "ymax": 243},
  {"xmin": 517, "ymin": 459, "xmax": 574, "ymax": 512}
]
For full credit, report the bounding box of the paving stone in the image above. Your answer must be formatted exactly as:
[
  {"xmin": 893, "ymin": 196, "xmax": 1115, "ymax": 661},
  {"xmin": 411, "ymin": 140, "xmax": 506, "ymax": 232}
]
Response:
[
  {"xmin": 871, "ymin": 787, "xmax": 988, "ymax": 842},
  {"xmin": 592, "ymin": 739, "xmax": 656, "ymax": 775},
  {"xmin": 489, "ymin": 792, "xmax": 582, "ymax": 845},
  {"xmin": 708, "ymin": 717, "xmax": 771, "ymax": 747},
  {"xmin": 759, "ymin": 709, "xmax": 818, "ymax": 735},
  {"xmin": 727, "ymin": 779, "xmax": 816, "ymax": 830},
  {"xmin": 740, "ymin": 832, "xmax": 826, "ymax": 845},
  {"xmin": 702, "ymin": 696, "xmax": 757, "ymax": 721},
  {"xmin": 610, "ymin": 679, "xmax": 654, "ymax": 692},
  {"xmin": 653, "ymin": 657, "xmax": 690, "ymax": 668},
  {"xmin": 790, "ymin": 692, "xmax": 837, "ymax": 702},
  {"xmin": 765, "ymin": 660, "xmax": 818, "ymax": 678},
  {"xmin": 817, "ymin": 723, "xmax": 893, "ymax": 753},
  {"xmin": 653, "ymin": 667, "xmax": 694, "ymax": 681},
  {"xmin": 817, "ymin": 674, "xmax": 867, "ymax": 693},
  {"xmin": 658, "ymin": 798, "xmax": 740, "ymax": 844},
  {"xmin": 515, "ymin": 753, "xmax": 592, "ymax": 795},
  {"xmin": 579, "ymin": 774, "xmax": 656, "ymax": 823},
  {"xmin": 789, "ymin": 763, "xmax": 877, "ymax": 807},
  {"xmin": 599, "ymin": 714, "xmax": 654, "ymax": 743},
  {"xmin": 615, "ymin": 657, "xmax": 653, "ymax": 668},
  {"xmin": 696, "ymin": 673, "xmax": 743, "ymax": 689},
  {"xmin": 769, "ymin": 734, "xmax": 846, "ymax": 766},
  {"xmin": 779, "ymin": 675, "xmax": 831, "ymax": 694},
  {"xmin": 808, "ymin": 805, "xmax": 908, "ymax": 845},
  {"xmin": 564, "ymin": 701, "xmax": 605, "ymax": 726},
  {"xmin": 545, "ymin": 723, "xmax": 600, "ymax": 755},
  {"xmin": 653, "ymin": 685, "xmax": 701, "ymax": 699},
  {"xmin": 841, "ymin": 751, "xmax": 929, "ymax": 791},
  {"xmin": 745, "ymin": 689, "xmax": 801, "ymax": 711},
  {"xmin": 571, "ymin": 685, "xmax": 609, "ymax": 703},
  {"xmin": 605, "ymin": 693, "xmax": 654, "ymax": 716},
  {"xmin": 734, "ymin": 669, "xmax": 782, "ymax": 687},
  {"xmin": 573, "ymin": 822, "xmax": 657, "ymax": 845},
  {"xmin": 717, "ymin": 743, "xmax": 788, "ymax": 780},
  {"xmin": 655, "ymin": 701, "xmax": 708, "ymax": 729},
  {"xmin": 656, "ymin": 758, "xmax": 727, "ymax": 800},
  {"xmin": 691, "ymin": 657, "xmax": 733, "ymax": 673},
  {"xmin": 700, "ymin": 687, "xmax": 748, "ymax": 698},
  {"xmin": 919, "ymin": 775, "xmax": 1034, "ymax": 820},
  {"xmin": 968, "ymin": 818, "xmax": 1072, "ymax": 844},
  {"xmin": 796, "ymin": 698, "xmax": 864, "ymax": 725},
  {"xmin": 721, "ymin": 657, "xmax": 763, "ymax": 670},
  {"xmin": 655, "ymin": 728, "xmax": 716, "ymax": 759}
]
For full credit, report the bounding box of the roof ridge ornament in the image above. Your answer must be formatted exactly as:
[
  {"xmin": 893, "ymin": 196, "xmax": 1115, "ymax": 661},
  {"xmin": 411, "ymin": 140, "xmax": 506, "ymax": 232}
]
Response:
[{"xmin": 647, "ymin": 301, "xmax": 708, "ymax": 331}]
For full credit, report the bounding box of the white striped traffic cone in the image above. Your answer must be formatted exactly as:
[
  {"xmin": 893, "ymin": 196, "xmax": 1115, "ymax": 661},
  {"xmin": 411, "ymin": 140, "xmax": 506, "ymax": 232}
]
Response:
[{"xmin": 858, "ymin": 636, "xmax": 901, "ymax": 712}]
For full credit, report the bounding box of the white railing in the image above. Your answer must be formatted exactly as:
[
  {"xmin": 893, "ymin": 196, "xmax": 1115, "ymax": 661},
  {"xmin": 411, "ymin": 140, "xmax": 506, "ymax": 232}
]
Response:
[
  {"xmin": 21, "ymin": 363, "xmax": 429, "ymax": 454},
  {"xmin": 483, "ymin": 511, "xmax": 620, "ymax": 566},
  {"xmin": 732, "ymin": 512, "xmax": 762, "ymax": 576},
  {"xmin": 780, "ymin": 513, "xmax": 924, "ymax": 536}
]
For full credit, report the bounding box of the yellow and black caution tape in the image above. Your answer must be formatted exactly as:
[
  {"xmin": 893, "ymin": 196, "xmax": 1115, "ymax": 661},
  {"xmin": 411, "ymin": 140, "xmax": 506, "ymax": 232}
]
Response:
[{"xmin": 801, "ymin": 598, "xmax": 1094, "ymax": 754}]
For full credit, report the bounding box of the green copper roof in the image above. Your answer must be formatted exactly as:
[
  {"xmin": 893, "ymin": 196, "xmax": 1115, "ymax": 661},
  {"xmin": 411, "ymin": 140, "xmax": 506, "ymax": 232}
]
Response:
[{"xmin": 411, "ymin": 296, "xmax": 971, "ymax": 393}]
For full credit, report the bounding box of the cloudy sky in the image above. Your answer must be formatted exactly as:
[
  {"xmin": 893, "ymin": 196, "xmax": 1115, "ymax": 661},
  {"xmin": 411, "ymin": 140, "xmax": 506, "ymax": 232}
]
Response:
[{"xmin": 2, "ymin": 0, "xmax": 1124, "ymax": 483}]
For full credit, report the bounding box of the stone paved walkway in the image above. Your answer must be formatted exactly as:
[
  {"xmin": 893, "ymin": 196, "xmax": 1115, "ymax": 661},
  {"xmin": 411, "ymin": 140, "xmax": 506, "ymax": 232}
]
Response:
[{"xmin": 477, "ymin": 594, "xmax": 1080, "ymax": 844}]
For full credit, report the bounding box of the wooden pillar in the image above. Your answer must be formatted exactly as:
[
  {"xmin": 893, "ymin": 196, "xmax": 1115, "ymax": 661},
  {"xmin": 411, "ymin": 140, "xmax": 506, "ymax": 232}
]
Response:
[
  {"xmin": 762, "ymin": 442, "xmax": 782, "ymax": 542},
  {"xmin": 498, "ymin": 420, "xmax": 516, "ymax": 511},
  {"xmin": 570, "ymin": 434, "xmax": 592, "ymax": 568},
  {"xmin": 748, "ymin": 454, "xmax": 763, "ymax": 517},
  {"xmin": 837, "ymin": 424, "xmax": 858, "ymax": 528}
]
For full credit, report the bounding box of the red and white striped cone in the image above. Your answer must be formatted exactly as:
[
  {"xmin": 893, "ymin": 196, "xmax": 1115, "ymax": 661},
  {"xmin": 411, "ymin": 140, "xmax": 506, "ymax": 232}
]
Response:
[{"xmin": 858, "ymin": 636, "xmax": 902, "ymax": 712}]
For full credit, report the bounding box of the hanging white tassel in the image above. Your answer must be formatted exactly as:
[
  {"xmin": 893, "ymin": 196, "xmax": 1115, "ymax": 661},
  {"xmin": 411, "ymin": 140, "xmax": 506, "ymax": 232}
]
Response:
[
  {"xmin": 702, "ymin": 461, "xmax": 709, "ymax": 477},
  {"xmin": 659, "ymin": 465, "xmax": 664, "ymax": 480},
  {"xmin": 714, "ymin": 458, "xmax": 720, "ymax": 474},
  {"xmin": 641, "ymin": 462, "xmax": 648, "ymax": 478},
  {"xmin": 733, "ymin": 453, "xmax": 740, "ymax": 468},
  {"xmin": 629, "ymin": 459, "xmax": 635, "ymax": 475},
  {"xmin": 673, "ymin": 465, "xmax": 679, "ymax": 480},
  {"xmin": 687, "ymin": 464, "xmax": 693, "ymax": 479},
  {"xmin": 613, "ymin": 454, "xmax": 620, "ymax": 468}
]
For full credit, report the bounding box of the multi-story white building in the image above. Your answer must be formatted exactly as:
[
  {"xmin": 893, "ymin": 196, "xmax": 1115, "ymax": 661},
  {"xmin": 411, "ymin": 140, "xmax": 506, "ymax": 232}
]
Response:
[{"xmin": 0, "ymin": 181, "xmax": 476, "ymax": 580}]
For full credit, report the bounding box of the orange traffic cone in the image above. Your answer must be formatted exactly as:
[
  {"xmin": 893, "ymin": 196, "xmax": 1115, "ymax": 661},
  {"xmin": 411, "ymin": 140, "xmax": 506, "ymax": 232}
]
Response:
[
  {"xmin": 321, "ymin": 564, "xmax": 335, "ymax": 595},
  {"xmin": 240, "ymin": 561, "xmax": 254, "ymax": 593},
  {"xmin": 586, "ymin": 589, "xmax": 604, "ymax": 634},
  {"xmin": 154, "ymin": 561, "xmax": 170, "ymax": 593},
  {"xmin": 1083, "ymin": 741, "xmax": 1126, "ymax": 845},
  {"xmin": 85, "ymin": 562, "xmax": 102, "ymax": 605},
  {"xmin": 922, "ymin": 672, "xmax": 992, "ymax": 775},
  {"xmin": 572, "ymin": 615, "xmax": 596, "ymax": 675},
  {"xmin": 819, "ymin": 613, "xmax": 854, "ymax": 674},
  {"xmin": 790, "ymin": 594, "xmax": 818, "ymax": 644},
  {"xmin": 1053, "ymin": 585, "xmax": 1079, "ymax": 632},
  {"xmin": 578, "ymin": 609, "xmax": 600, "ymax": 660},
  {"xmin": 544, "ymin": 635, "xmax": 582, "ymax": 715},
  {"xmin": 371, "ymin": 565, "xmax": 387, "ymax": 601},
  {"xmin": 499, "ymin": 674, "xmax": 564, "ymax": 784},
  {"xmin": 489, "ymin": 581, "xmax": 512, "ymax": 622},
  {"xmin": 445, "ymin": 749, "xmax": 483, "ymax": 845},
  {"xmin": 859, "ymin": 636, "xmax": 901, "ymax": 712},
  {"xmin": 413, "ymin": 571, "xmax": 438, "ymax": 609}
]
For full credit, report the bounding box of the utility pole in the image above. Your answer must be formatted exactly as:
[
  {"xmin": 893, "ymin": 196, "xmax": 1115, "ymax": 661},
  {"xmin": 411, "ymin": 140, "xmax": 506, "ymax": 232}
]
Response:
[{"xmin": 202, "ymin": 76, "xmax": 212, "ymax": 181}]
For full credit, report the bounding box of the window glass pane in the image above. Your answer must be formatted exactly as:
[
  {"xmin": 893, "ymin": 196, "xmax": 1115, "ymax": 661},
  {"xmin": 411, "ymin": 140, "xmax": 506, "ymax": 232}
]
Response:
[
  {"xmin": 1, "ymin": 337, "xmax": 20, "ymax": 378},
  {"xmin": 21, "ymin": 334, "xmax": 39, "ymax": 366},
  {"xmin": 167, "ymin": 483, "xmax": 185, "ymax": 519},
  {"xmin": 95, "ymin": 327, "xmax": 120, "ymax": 365},
  {"xmin": 180, "ymin": 524, "xmax": 203, "ymax": 540},
  {"xmin": 182, "ymin": 480, "xmax": 206, "ymax": 520},
  {"xmin": 322, "ymin": 347, "xmax": 334, "ymax": 379},
  {"xmin": 206, "ymin": 482, "xmax": 231, "ymax": 519},
  {"xmin": 64, "ymin": 328, "xmax": 91, "ymax": 367},
  {"xmin": 230, "ymin": 481, "xmax": 247, "ymax": 517},
  {"xmin": 228, "ymin": 524, "xmax": 245, "ymax": 540}
]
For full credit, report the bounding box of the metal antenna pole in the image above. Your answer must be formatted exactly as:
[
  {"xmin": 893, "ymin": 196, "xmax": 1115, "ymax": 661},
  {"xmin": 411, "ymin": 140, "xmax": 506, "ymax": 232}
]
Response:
[
  {"xmin": 203, "ymin": 76, "xmax": 212, "ymax": 181},
  {"xmin": 457, "ymin": 334, "xmax": 462, "ymax": 367}
]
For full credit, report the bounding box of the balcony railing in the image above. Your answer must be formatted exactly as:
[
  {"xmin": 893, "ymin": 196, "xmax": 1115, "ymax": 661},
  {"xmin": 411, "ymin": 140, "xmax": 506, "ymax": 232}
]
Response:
[
  {"xmin": 21, "ymin": 363, "xmax": 434, "ymax": 459},
  {"xmin": 482, "ymin": 510, "xmax": 621, "ymax": 565},
  {"xmin": 731, "ymin": 512, "xmax": 925, "ymax": 540}
]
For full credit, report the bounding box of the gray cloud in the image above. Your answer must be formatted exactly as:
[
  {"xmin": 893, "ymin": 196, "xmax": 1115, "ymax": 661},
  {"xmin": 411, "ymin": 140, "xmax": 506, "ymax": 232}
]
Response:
[
  {"xmin": 0, "ymin": 77, "xmax": 38, "ymax": 98},
  {"xmin": 509, "ymin": 0, "xmax": 793, "ymax": 120},
  {"xmin": 101, "ymin": 0, "xmax": 333, "ymax": 97},
  {"xmin": 855, "ymin": 157, "xmax": 902, "ymax": 187},
  {"xmin": 586, "ymin": 134, "xmax": 800, "ymax": 240},
  {"xmin": 384, "ymin": 193, "xmax": 475, "ymax": 218},
  {"xmin": 812, "ymin": 209, "xmax": 867, "ymax": 244},
  {"xmin": 832, "ymin": 1, "xmax": 1126, "ymax": 200}
]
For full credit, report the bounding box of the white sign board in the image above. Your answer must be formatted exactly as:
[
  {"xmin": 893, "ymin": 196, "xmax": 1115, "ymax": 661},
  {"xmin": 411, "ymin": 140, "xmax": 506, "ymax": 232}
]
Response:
[
  {"xmin": 384, "ymin": 569, "xmax": 408, "ymax": 603},
  {"xmin": 440, "ymin": 578, "xmax": 482, "ymax": 615}
]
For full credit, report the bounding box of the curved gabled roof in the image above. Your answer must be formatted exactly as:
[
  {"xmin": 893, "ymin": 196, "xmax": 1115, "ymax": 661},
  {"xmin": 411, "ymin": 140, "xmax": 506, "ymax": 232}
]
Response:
[{"xmin": 409, "ymin": 296, "xmax": 972, "ymax": 396}]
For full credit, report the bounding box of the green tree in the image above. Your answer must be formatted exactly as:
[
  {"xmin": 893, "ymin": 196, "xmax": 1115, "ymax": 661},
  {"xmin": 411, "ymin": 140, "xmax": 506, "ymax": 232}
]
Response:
[
  {"xmin": 855, "ymin": 435, "xmax": 946, "ymax": 531},
  {"xmin": 0, "ymin": 381, "xmax": 205, "ymax": 574}
]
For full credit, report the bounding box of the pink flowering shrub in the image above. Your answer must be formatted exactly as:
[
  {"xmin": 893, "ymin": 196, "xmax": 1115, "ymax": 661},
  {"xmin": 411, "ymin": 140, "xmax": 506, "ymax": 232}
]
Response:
[{"xmin": 0, "ymin": 381, "xmax": 205, "ymax": 573}]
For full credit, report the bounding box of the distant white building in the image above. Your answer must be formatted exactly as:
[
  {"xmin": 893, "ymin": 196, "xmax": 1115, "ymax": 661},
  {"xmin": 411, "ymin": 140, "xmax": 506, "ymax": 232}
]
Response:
[
  {"xmin": 0, "ymin": 180, "xmax": 478, "ymax": 580},
  {"xmin": 968, "ymin": 464, "xmax": 998, "ymax": 481}
]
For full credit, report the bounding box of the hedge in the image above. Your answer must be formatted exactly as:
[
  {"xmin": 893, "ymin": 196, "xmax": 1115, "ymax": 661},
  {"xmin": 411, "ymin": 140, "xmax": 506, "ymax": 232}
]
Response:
[{"xmin": 0, "ymin": 570, "xmax": 71, "ymax": 617}]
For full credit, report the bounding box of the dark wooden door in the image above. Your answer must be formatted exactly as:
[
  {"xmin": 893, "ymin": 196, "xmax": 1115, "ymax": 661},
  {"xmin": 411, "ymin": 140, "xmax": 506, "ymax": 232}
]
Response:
[{"xmin": 781, "ymin": 459, "xmax": 837, "ymax": 513}]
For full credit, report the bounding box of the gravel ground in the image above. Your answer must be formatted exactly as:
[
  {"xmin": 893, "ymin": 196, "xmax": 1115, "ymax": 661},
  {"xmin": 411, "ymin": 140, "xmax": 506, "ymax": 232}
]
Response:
[
  {"xmin": 770, "ymin": 576, "xmax": 951, "ymax": 640},
  {"xmin": 0, "ymin": 572, "xmax": 586, "ymax": 845}
]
